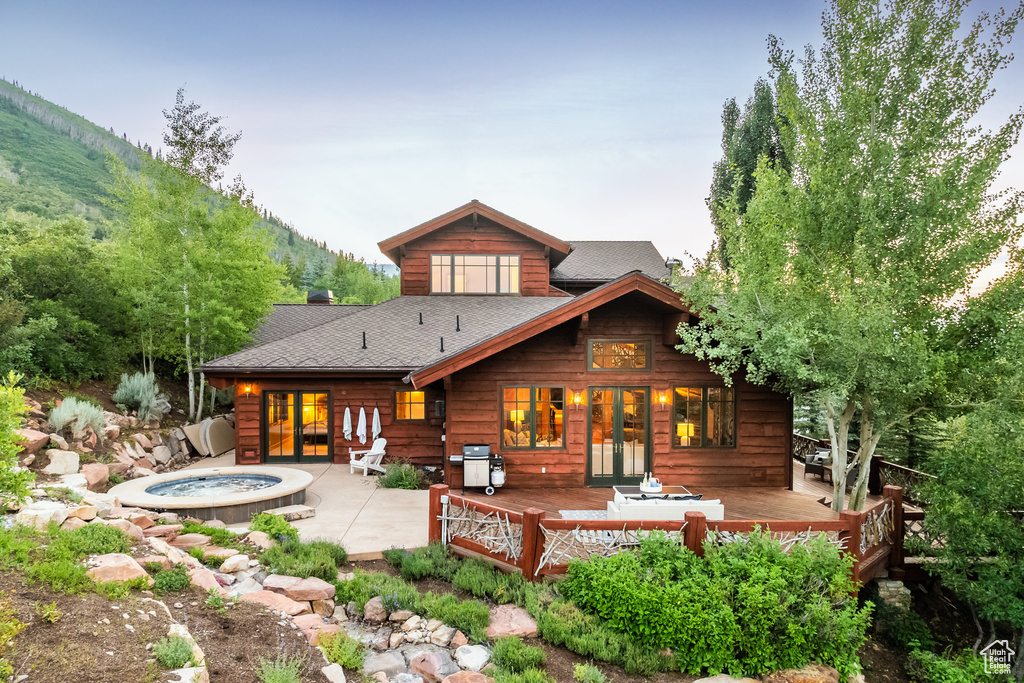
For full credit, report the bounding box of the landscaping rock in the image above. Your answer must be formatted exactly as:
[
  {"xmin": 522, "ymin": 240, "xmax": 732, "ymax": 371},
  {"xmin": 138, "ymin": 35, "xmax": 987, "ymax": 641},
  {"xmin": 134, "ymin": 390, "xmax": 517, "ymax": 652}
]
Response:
[
  {"xmin": 484, "ymin": 605, "xmax": 537, "ymax": 639},
  {"xmin": 15, "ymin": 500, "xmax": 68, "ymax": 530},
  {"xmin": 395, "ymin": 675, "xmax": 425, "ymax": 683},
  {"xmin": 188, "ymin": 567, "xmax": 230, "ymax": 597},
  {"xmin": 133, "ymin": 433, "xmax": 154, "ymax": 451},
  {"xmin": 60, "ymin": 473, "xmax": 89, "ymax": 489},
  {"xmin": 240, "ymin": 590, "xmax": 312, "ymax": 616},
  {"xmin": 390, "ymin": 631, "xmax": 406, "ymax": 648},
  {"xmin": 312, "ymin": 598, "xmax": 336, "ymax": 618},
  {"xmin": 292, "ymin": 613, "xmax": 342, "ymax": 645},
  {"xmin": 138, "ymin": 555, "xmax": 173, "ymax": 571},
  {"xmin": 61, "ymin": 517, "xmax": 87, "ymax": 531},
  {"xmin": 450, "ymin": 631, "xmax": 468, "ymax": 649},
  {"xmin": 42, "ymin": 449, "xmax": 79, "ymax": 475},
  {"xmin": 203, "ymin": 546, "xmax": 239, "ymax": 560},
  {"xmin": 371, "ymin": 626, "xmax": 394, "ymax": 650},
  {"xmin": 362, "ymin": 651, "xmax": 407, "ymax": 679},
  {"xmin": 169, "ymin": 623, "xmax": 206, "ymax": 667},
  {"xmin": 763, "ymin": 665, "xmax": 841, "ymax": 683},
  {"xmin": 227, "ymin": 576, "xmax": 264, "ymax": 598},
  {"xmin": 390, "ymin": 609, "xmax": 415, "ymax": 622},
  {"xmin": 86, "ymin": 553, "xmax": 151, "ymax": 584},
  {"xmin": 322, "ymin": 663, "xmax": 347, "ymax": 683},
  {"xmin": 402, "ymin": 615, "xmax": 422, "ymax": 631},
  {"xmin": 454, "ymin": 645, "xmax": 490, "ymax": 672},
  {"xmin": 81, "ymin": 463, "xmax": 109, "ymax": 492},
  {"xmin": 131, "ymin": 466, "xmax": 156, "ymax": 478},
  {"xmin": 49, "ymin": 434, "xmax": 69, "ymax": 450},
  {"xmin": 151, "ymin": 445, "xmax": 172, "ymax": 465},
  {"xmin": 264, "ymin": 504, "xmax": 316, "ymax": 521},
  {"xmin": 170, "ymin": 533, "xmax": 211, "ymax": 550},
  {"xmin": 104, "ymin": 424, "xmax": 120, "ymax": 441},
  {"xmin": 364, "ymin": 596, "xmax": 388, "ymax": 623},
  {"xmin": 263, "ymin": 574, "xmax": 336, "ymax": 601},
  {"xmin": 104, "ymin": 518, "xmax": 145, "ymax": 541},
  {"xmin": 66, "ymin": 504, "xmax": 99, "ymax": 521},
  {"xmin": 441, "ymin": 673, "xmax": 495, "ymax": 683},
  {"xmin": 15, "ymin": 428, "xmax": 49, "ymax": 455},
  {"xmin": 20, "ymin": 454, "xmax": 34, "ymax": 467},
  {"xmin": 135, "ymin": 457, "xmax": 155, "ymax": 470},
  {"xmin": 108, "ymin": 461, "xmax": 131, "ymax": 477},
  {"xmin": 430, "ymin": 624, "xmax": 455, "ymax": 647},
  {"xmin": 219, "ymin": 554, "xmax": 250, "ymax": 573},
  {"xmin": 128, "ymin": 513, "xmax": 155, "ymax": 529},
  {"xmin": 81, "ymin": 491, "xmax": 117, "ymax": 517},
  {"xmin": 143, "ymin": 524, "xmax": 183, "ymax": 538},
  {"xmin": 167, "ymin": 667, "xmax": 209, "ymax": 683},
  {"xmin": 410, "ymin": 650, "xmax": 458, "ymax": 683},
  {"xmin": 245, "ymin": 530, "xmax": 273, "ymax": 549}
]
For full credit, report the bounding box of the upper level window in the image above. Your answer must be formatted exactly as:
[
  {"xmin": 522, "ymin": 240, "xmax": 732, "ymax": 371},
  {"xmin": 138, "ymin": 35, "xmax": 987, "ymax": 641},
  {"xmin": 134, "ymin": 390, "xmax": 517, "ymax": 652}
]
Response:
[
  {"xmin": 430, "ymin": 254, "xmax": 520, "ymax": 294},
  {"xmin": 589, "ymin": 340, "xmax": 651, "ymax": 371},
  {"xmin": 673, "ymin": 386, "xmax": 736, "ymax": 447}
]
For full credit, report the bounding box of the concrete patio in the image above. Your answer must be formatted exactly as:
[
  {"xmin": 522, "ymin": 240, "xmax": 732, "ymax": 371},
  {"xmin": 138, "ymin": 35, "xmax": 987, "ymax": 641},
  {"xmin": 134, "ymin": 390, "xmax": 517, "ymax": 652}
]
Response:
[{"xmin": 182, "ymin": 453, "xmax": 429, "ymax": 559}]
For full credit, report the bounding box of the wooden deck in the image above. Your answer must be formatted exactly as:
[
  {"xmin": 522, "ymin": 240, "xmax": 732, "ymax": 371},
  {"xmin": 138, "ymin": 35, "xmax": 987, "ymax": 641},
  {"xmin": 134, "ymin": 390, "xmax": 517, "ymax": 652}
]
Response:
[{"xmin": 463, "ymin": 460, "xmax": 880, "ymax": 522}]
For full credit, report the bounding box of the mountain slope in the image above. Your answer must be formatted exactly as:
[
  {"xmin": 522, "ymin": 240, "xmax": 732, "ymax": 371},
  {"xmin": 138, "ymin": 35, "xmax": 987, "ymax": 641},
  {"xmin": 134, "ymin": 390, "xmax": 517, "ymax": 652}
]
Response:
[{"xmin": 0, "ymin": 78, "xmax": 336, "ymax": 266}]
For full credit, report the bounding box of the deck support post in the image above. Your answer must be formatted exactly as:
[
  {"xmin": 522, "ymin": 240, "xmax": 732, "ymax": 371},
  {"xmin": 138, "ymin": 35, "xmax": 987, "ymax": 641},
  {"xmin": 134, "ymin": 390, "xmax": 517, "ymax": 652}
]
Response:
[
  {"xmin": 521, "ymin": 507, "xmax": 545, "ymax": 582},
  {"xmin": 839, "ymin": 509, "xmax": 864, "ymax": 587},
  {"xmin": 884, "ymin": 485, "xmax": 905, "ymax": 579},
  {"xmin": 683, "ymin": 511, "xmax": 707, "ymax": 558},
  {"xmin": 428, "ymin": 484, "xmax": 448, "ymax": 543}
]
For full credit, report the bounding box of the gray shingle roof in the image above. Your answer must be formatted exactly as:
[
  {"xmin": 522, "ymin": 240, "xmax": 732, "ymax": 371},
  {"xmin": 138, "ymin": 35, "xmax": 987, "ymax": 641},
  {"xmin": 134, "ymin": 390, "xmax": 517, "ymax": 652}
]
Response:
[
  {"xmin": 252, "ymin": 304, "xmax": 369, "ymax": 345},
  {"xmin": 203, "ymin": 295, "xmax": 570, "ymax": 373},
  {"xmin": 550, "ymin": 241, "xmax": 670, "ymax": 283}
]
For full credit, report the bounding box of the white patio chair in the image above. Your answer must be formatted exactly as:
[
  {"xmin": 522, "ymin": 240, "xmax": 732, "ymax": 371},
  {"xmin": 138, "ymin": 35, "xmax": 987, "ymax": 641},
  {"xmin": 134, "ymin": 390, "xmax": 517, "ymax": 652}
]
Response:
[{"xmin": 349, "ymin": 438, "xmax": 387, "ymax": 476}]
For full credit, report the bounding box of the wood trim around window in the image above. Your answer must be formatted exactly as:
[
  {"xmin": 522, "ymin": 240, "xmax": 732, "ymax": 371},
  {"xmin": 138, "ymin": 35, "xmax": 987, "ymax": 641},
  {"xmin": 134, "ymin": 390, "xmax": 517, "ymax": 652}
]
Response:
[
  {"xmin": 670, "ymin": 385, "xmax": 737, "ymax": 449},
  {"xmin": 587, "ymin": 339, "xmax": 653, "ymax": 372},
  {"xmin": 498, "ymin": 385, "xmax": 567, "ymax": 451},
  {"xmin": 394, "ymin": 389, "xmax": 428, "ymax": 421}
]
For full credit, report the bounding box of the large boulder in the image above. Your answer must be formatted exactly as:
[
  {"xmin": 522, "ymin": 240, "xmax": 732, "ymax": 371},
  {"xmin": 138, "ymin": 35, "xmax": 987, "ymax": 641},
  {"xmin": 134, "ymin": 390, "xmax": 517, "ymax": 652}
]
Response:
[
  {"xmin": 454, "ymin": 645, "xmax": 490, "ymax": 673},
  {"xmin": 762, "ymin": 665, "xmax": 841, "ymax": 683},
  {"xmin": 240, "ymin": 590, "xmax": 312, "ymax": 616},
  {"xmin": 42, "ymin": 449, "xmax": 79, "ymax": 475},
  {"xmin": 151, "ymin": 445, "xmax": 173, "ymax": 465},
  {"xmin": 362, "ymin": 651, "xmax": 407, "ymax": 679},
  {"xmin": 103, "ymin": 518, "xmax": 146, "ymax": 541},
  {"xmin": 15, "ymin": 501, "xmax": 68, "ymax": 530},
  {"xmin": 483, "ymin": 605, "xmax": 537, "ymax": 639},
  {"xmin": 188, "ymin": 566, "xmax": 229, "ymax": 597},
  {"xmin": 81, "ymin": 463, "xmax": 109, "ymax": 492},
  {"xmin": 263, "ymin": 575, "xmax": 335, "ymax": 601},
  {"xmin": 441, "ymin": 673, "xmax": 495, "ymax": 683},
  {"xmin": 86, "ymin": 553, "xmax": 152, "ymax": 584},
  {"xmin": 15, "ymin": 428, "xmax": 49, "ymax": 455},
  {"xmin": 81, "ymin": 491, "xmax": 117, "ymax": 518},
  {"xmin": 169, "ymin": 533, "xmax": 211, "ymax": 550},
  {"xmin": 219, "ymin": 554, "xmax": 250, "ymax": 573},
  {"xmin": 363, "ymin": 596, "xmax": 387, "ymax": 623},
  {"xmin": 410, "ymin": 651, "xmax": 458, "ymax": 683}
]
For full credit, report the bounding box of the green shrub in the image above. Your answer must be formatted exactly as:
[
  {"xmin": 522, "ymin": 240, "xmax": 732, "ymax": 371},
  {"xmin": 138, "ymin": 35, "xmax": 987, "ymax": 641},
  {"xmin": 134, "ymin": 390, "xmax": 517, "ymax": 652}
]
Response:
[
  {"xmin": 256, "ymin": 654, "xmax": 305, "ymax": 683},
  {"xmin": 492, "ymin": 636, "xmax": 547, "ymax": 673},
  {"xmin": 0, "ymin": 593, "xmax": 26, "ymax": 680},
  {"xmin": 906, "ymin": 648, "xmax": 989, "ymax": 683},
  {"xmin": 384, "ymin": 543, "xmax": 460, "ymax": 581},
  {"xmin": 561, "ymin": 529, "xmax": 871, "ymax": 678},
  {"xmin": 48, "ymin": 396, "xmax": 105, "ymax": 438},
  {"xmin": 112, "ymin": 372, "xmax": 170, "ymax": 423},
  {"xmin": 452, "ymin": 559, "xmax": 527, "ymax": 605},
  {"xmin": 153, "ymin": 565, "xmax": 191, "ymax": 595},
  {"xmin": 50, "ymin": 524, "xmax": 130, "ymax": 558},
  {"xmin": 874, "ymin": 601, "xmax": 935, "ymax": 651},
  {"xmin": 25, "ymin": 556, "xmax": 92, "ymax": 594},
  {"xmin": 494, "ymin": 669, "xmax": 556, "ymax": 683},
  {"xmin": 319, "ymin": 632, "xmax": 366, "ymax": 669},
  {"xmin": 0, "ymin": 372, "xmax": 36, "ymax": 507},
  {"xmin": 95, "ymin": 576, "xmax": 150, "ymax": 600},
  {"xmin": 34, "ymin": 600, "xmax": 62, "ymax": 624},
  {"xmin": 205, "ymin": 587, "xmax": 228, "ymax": 611},
  {"xmin": 377, "ymin": 461, "xmax": 427, "ymax": 490},
  {"xmin": 262, "ymin": 538, "xmax": 347, "ymax": 581},
  {"xmin": 573, "ymin": 663, "xmax": 607, "ymax": 683},
  {"xmin": 251, "ymin": 512, "xmax": 299, "ymax": 543},
  {"xmin": 417, "ymin": 592, "xmax": 490, "ymax": 642},
  {"xmin": 108, "ymin": 473, "xmax": 124, "ymax": 485},
  {"xmin": 153, "ymin": 635, "xmax": 195, "ymax": 668},
  {"xmin": 0, "ymin": 525, "xmax": 39, "ymax": 569},
  {"xmin": 180, "ymin": 521, "xmax": 244, "ymax": 549}
]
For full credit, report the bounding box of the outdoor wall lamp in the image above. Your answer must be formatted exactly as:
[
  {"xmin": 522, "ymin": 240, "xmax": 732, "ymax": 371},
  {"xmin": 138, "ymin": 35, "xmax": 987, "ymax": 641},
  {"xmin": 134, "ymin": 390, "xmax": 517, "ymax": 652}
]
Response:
[
  {"xmin": 242, "ymin": 383, "xmax": 255, "ymax": 397},
  {"xmin": 569, "ymin": 390, "xmax": 585, "ymax": 410},
  {"xmin": 656, "ymin": 390, "xmax": 672, "ymax": 409}
]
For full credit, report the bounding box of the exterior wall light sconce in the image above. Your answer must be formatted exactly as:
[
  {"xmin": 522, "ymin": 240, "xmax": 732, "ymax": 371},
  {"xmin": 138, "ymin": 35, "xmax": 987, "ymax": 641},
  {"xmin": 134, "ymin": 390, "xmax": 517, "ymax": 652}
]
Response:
[
  {"xmin": 656, "ymin": 390, "xmax": 672, "ymax": 409},
  {"xmin": 569, "ymin": 390, "xmax": 585, "ymax": 410},
  {"xmin": 242, "ymin": 383, "xmax": 255, "ymax": 397}
]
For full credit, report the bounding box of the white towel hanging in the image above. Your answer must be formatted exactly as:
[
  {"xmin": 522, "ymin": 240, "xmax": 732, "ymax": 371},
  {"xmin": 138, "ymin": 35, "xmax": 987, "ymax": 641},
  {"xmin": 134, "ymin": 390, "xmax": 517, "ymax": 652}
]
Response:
[
  {"xmin": 343, "ymin": 406, "xmax": 352, "ymax": 440},
  {"xmin": 356, "ymin": 406, "xmax": 367, "ymax": 444},
  {"xmin": 372, "ymin": 407, "xmax": 381, "ymax": 439}
]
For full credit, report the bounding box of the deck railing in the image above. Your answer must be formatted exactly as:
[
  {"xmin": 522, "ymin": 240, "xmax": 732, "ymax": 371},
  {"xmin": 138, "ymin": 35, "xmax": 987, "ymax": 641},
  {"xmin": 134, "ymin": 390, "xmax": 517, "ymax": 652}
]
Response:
[{"xmin": 428, "ymin": 484, "xmax": 906, "ymax": 585}]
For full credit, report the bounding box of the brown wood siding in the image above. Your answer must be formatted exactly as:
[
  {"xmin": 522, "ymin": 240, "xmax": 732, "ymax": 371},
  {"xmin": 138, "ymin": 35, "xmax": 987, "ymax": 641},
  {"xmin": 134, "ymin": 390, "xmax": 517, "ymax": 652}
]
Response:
[
  {"xmin": 399, "ymin": 216, "xmax": 551, "ymax": 296},
  {"xmin": 233, "ymin": 378, "xmax": 443, "ymax": 466},
  {"xmin": 445, "ymin": 298, "xmax": 791, "ymax": 489}
]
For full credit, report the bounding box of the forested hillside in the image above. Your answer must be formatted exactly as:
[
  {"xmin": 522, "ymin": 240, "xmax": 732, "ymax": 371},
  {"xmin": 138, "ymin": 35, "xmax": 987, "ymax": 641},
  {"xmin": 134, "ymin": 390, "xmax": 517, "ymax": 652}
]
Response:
[{"xmin": 0, "ymin": 78, "xmax": 338, "ymax": 265}]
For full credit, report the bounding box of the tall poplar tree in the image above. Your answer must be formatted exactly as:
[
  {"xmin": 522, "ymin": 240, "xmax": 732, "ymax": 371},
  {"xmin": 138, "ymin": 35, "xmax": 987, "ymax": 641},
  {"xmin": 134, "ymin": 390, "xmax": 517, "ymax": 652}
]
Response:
[{"xmin": 679, "ymin": 0, "xmax": 1024, "ymax": 511}]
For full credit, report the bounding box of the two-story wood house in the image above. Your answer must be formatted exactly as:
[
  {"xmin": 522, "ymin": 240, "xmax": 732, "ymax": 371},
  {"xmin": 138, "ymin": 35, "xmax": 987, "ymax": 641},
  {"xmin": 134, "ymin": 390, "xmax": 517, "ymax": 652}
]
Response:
[{"xmin": 202, "ymin": 200, "xmax": 794, "ymax": 490}]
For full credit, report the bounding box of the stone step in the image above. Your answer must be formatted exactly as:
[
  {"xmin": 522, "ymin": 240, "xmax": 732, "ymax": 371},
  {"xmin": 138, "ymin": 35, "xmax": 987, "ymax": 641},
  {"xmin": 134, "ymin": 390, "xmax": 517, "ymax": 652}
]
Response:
[{"xmin": 264, "ymin": 504, "xmax": 316, "ymax": 521}]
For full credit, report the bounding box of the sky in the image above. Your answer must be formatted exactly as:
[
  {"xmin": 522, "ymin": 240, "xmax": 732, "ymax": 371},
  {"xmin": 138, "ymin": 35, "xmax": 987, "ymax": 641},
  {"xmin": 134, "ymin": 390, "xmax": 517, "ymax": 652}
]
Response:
[{"xmin": 2, "ymin": 0, "xmax": 1023, "ymax": 273}]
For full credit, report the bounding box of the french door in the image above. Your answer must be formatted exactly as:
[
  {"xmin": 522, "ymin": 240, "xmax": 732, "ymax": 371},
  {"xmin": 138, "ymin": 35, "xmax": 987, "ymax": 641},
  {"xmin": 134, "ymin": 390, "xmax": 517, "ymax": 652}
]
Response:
[
  {"xmin": 587, "ymin": 387, "xmax": 650, "ymax": 486},
  {"xmin": 263, "ymin": 391, "xmax": 331, "ymax": 463}
]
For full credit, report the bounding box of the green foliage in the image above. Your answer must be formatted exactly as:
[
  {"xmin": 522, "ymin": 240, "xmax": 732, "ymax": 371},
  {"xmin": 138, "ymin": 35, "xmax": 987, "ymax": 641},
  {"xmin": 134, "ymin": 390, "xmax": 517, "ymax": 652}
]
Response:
[
  {"xmin": 873, "ymin": 602, "xmax": 934, "ymax": 652},
  {"xmin": 256, "ymin": 654, "xmax": 305, "ymax": 683},
  {"xmin": 113, "ymin": 372, "xmax": 170, "ymax": 422},
  {"xmin": 494, "ymin": 669, "xmax": 556, "ymax": 683},
  {"xmin": 417, "ymin": 592, "xmax": 490, "ymax": 643},
  {"xmin": 561, "ymin": 529, "xmax": 870, "ymax": 678},
  {"xmin": 251, "ymin": 512, "xmax": 299, "ymax": 543},
  {"xmin": 0, "ymin": 524, "xmax": 38, "ymax": 569},
  {"xmin": 153, "ymin": 565, "xmax": 191, "ymax": 595},
  {"xmin": 153, "ymin": 635, "xmax": 195, "ymax": 669},
  {"xmin": 49, "ymin": 523, "xmax": 130, "ymax": 558},
  {"xmin": 34, "ymin": 600, "xmax": 61, "ymax": 624},
  {"xmin": 679, "ymin": 0, "xmax": 1024, "ymax": 513},
  {"xmin": 319, "ymin": 631, "xmax": 366, "ymax": 669},
  {"xmin": 0, "ymin": 372, "xmax": 33, "ymax": 506},
  {"xmin": 492, "ymin": 636, "xmax": 547, "ymax": 673},
  {"xmin": 382, "ymin": 544, "xmax": 533, "ymax": 607},
  {"xmin": 906, "ymin": 648, "xmax": 990, "ymax": 683},
  {"xmin": 205, "ymin": 587, "xmax": 228, "ymax": 611},
  {"xmin": 181, "ymin": 520, "xmax": 244, "ymax": 550},
  {"xmin": 573, "ymin": 663, "xmax": 607, "ymax": 683},
  {"xmin": 161, "ymin": 88, "xmax": 242, "ymax": 186},
  {"xmin": 0, "ymin": 592, "xmax": 26, "ymax": 679},
  {"xmin": 95, "ymin": 576, "xmax": 150, "ymax": 600},
  {"xmin": 383, "ymin": 543, "xmax": 460, "ymax": 581},
  {"xmin": 48, "ymin": 396, "xmax": 105, "ymax": 438},
  {"xmin": 376, "ymin": 461, "xmax": 427, "ymax": 490},
  {"xmin": 317, "ymin": 254, "xmax": 399, "ymax": 305},
  {"xmin": 24, "ymin": 556, "xmax": 92, "ymax": 594},
  {"xmin": 261, "ymin": 538, "xmax": 347, "ymax": 581}
]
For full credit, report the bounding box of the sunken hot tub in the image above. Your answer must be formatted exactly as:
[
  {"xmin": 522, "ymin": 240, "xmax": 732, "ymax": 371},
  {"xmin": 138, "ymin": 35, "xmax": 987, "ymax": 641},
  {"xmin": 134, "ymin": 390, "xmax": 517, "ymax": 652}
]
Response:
[{"xmin": 108, "ymin": 466, "xmax": 313, "ymax": 525}]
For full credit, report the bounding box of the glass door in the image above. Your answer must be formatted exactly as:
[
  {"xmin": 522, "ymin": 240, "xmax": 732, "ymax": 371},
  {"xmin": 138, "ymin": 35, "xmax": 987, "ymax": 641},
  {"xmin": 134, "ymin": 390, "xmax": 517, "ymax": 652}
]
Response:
[
  {"xmin": 264, "ymin": 391, "xmax": 331, "ymax": 463},
  {"xmin": 587, "ymin": 387, "xmax": 649, "ymax": 486}
]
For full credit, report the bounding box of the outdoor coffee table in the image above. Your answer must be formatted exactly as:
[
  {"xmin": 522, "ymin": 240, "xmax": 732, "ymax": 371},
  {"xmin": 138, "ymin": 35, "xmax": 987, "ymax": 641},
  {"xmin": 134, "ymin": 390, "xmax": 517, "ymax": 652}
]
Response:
[{"xmin": 612, "ymin": 485, "xmax": 696, "ymax": 502}]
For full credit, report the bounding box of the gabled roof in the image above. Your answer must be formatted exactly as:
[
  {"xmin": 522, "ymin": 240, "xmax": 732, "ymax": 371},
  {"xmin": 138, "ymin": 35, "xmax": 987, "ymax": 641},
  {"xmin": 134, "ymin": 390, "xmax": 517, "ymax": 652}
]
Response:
[
  {"xmin": 252, "ymin": 303, "xmax": 368, "ymax": 345},
  {"xmin": 377, "ymin": 200, "xmax": 572, "ymax": 266},
  {"xmin": 550, "ymin": 241, "xmax": 671, "ymax": 284},
  {"xmin": 201, "ymin": 295, "xmax": 568, "ymax": 374},
  {"xmin": 407, "ymin": 272, "xmax": 689, "ymax": 387}
]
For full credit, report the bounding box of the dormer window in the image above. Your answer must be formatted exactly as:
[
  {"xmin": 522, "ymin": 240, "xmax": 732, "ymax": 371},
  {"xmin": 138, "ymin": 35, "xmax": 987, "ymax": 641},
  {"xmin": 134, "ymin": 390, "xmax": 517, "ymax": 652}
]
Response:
[{"xmin": 430, "ymin": 254, "xmax": 520, "ymax": 294}]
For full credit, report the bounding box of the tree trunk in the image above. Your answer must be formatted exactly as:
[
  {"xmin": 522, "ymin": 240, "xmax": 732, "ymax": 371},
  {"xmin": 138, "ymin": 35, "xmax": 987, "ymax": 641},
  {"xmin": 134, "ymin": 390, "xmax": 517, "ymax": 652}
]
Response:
[
  {"xmin": 849, "ymin": 395, "xmax": 885, "ymax": 510},
  {"xmin": 825, "ymin": 396, "xmax": 856, "ymax": 512},
  {"xmin": 1011, "ymin": 629, "xmax": 1024, "ymax": 681}
]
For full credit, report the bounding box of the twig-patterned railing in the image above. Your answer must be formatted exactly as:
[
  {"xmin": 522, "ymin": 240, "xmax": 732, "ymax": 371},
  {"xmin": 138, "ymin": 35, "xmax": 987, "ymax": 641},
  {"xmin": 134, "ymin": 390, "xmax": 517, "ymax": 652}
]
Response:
[{"xmin": 428, "ymin": 484, "xmax": 906, "ymax": 586}]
